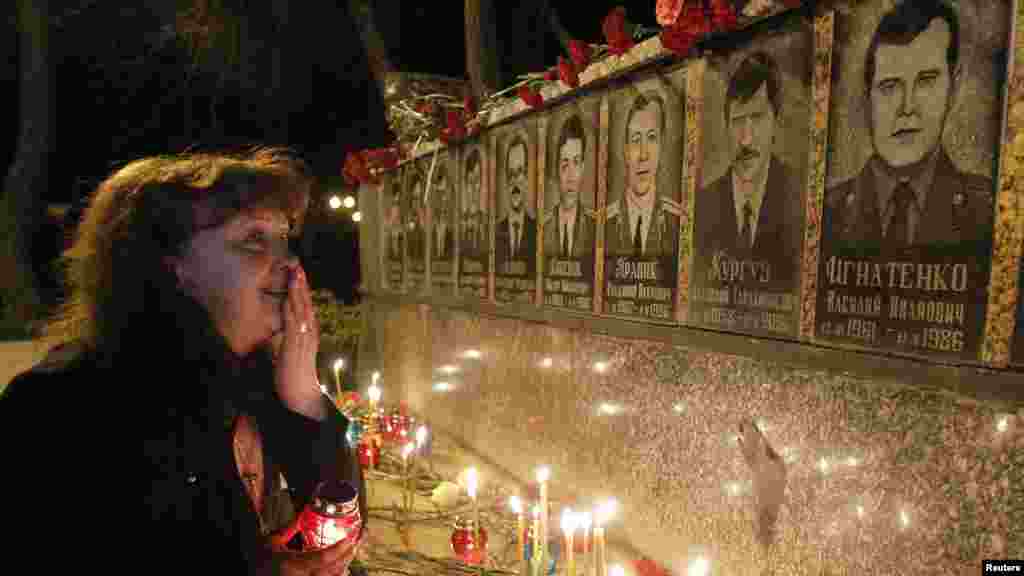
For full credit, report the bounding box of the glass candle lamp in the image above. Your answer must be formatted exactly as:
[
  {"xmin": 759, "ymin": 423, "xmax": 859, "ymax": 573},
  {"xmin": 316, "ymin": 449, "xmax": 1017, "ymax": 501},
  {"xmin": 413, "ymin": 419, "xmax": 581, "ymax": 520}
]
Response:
[{"xmin": 450, "ymin": 516, "xmax": 488, "ymax": 565}]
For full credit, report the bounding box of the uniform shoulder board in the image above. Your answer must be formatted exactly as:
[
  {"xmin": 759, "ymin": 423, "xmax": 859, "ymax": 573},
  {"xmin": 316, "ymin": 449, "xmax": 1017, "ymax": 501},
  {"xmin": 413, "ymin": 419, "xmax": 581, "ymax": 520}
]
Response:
[
  {"xmin": 960, "ymin": 172, "xmax": 994, "ymax": 204},
  {"xmin": 605, "ymin": 200, "xmax": 621, "ymax": 220}
]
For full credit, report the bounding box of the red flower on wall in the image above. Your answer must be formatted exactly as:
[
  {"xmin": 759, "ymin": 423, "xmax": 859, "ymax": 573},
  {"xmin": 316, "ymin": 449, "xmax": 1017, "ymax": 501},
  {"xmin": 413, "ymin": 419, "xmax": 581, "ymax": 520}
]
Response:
[
  {"xmin": 784, "ymin": 0, "xmax": 804, "ymax": 7},
  {"xmin": 602, "ymin": 7, "xmax": 635, "ymax": 56},
  {"xmin": 568, "ymin": 39, "xmax": 593, "ymax": 71},
  {"xmin": 342, "ymin": 151, "xmax": 373, "ymax": 186},
  {"xmin": 518, "ymin": 85, "xmax": 544, "ymax": 109},
  {"xmin": 440, "ymin": 109, "xmax": 467, "ymax": 144},
  {"xmin": 660, "ymin": 3, "xmax": 710, "ymax": 56},
  {"xmin": 544, "ymin": 67, "xmax": 559, "ymax": 82},
  {"xmin": 363, "ymin": 147, "xmax": 399, "ymax": 171},
  {"xmin": 464, "ymin": 94, "xmax": 477, "ymax": 118},
  {"xmin": 709, "ymin": 0, "xmax": 739, "ymax": 32},
  {"xmin": 656, "ymin": 0, "xmax": 686, "ymax": 26},
  {"xmin": 558, "ymin": 57, "xmax": 579, "ymax": 88}
]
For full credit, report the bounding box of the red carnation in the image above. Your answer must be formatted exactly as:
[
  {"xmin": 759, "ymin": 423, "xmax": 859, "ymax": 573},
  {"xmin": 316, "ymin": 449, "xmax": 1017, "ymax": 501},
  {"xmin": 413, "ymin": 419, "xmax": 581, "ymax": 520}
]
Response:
[
  {"xmin": 440, "ymin": 109, "xmax": 467, "ymax": 144},
  {"xmin": 415, "ymin": 101, "xmax": 435, "ymax": 116},
  {"xmin": 709, "ymin": 0, "xmax": 738, "ymax": 32},
  {"xmin": 568, "ymin": 39, "xmax": 593, "ymax": 71},
  {"xmin": 464, "ymin": 94, "xmax": 477, "ymax": 117},
  {"xmin": 784, "ymin": 0, "xmax": 804, "ymax": 7},
  {"xmin": 558, "ymin": 56, "xmax": 579, "ymax": 88},
  {"xmin": 518, "ymin": 85, "xmax": 544, "ymax": 109},
  {"xmin": 363, "ymin": 147, "xmax": 399, "ymax": 171},
  {"xmin": 661, "ymin": 4, "xmax": 709, "ymax": 56},
  {"xmin": 656, "ymin": 0, "xmax": 685, "ymax": 26},
  {"xmin": 544, "ymin": 67, "xmax": 559, "ymax": 82},
  {"xmin": 603, "ymin": 7, "xmax": 635, "ymax": 56},
  {"xmin": 342, "ymin": 151, "xmax": 373, "ymax": 186}
]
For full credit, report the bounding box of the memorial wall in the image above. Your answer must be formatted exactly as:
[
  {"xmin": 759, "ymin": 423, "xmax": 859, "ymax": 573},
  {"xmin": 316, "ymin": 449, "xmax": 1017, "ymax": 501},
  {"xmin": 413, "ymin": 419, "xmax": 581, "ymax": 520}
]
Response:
[{"xmin": 359, "ymin": 1, "xmax": 1024, "ymax": 573}]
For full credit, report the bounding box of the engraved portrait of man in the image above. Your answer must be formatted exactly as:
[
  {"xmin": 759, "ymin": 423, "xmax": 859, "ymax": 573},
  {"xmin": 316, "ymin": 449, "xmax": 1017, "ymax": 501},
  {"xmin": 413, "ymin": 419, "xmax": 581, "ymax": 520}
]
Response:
[
  {"xmin": 605, "ymin": 92, "xmax": 681, "ymax": 258},
  {"xmin": 822, "ymin": 0, "xmax": 994, "ymax": 253},
  {"xmin": 495, "ymin": 135, "xmax": 537, "ymax": 271},
  {"xmin": 461, "ymin": 149, "xmax": 484, "ymax": 259},
  {"xmin": 694, "ymin": 51, "xmax": 801, "ymax": 290},
  {"xmin": 543, "ymin": 114, "xmax": 595, "ymax": 260}
]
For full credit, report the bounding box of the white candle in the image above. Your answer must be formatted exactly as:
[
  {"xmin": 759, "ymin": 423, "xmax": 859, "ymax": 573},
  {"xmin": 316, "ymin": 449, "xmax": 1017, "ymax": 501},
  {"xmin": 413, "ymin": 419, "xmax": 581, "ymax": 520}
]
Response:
[
  {"xmin": 368, "ymin": 381, "xmax": 381, "ymax": 413},
  {"xmin": 578, "ymin": 511, "xmax": 592, "ymax": 576},
  {"xmin": 466, "ymin": 468, "xmax": 481, "ymax": 541},
  {"xmin": 536, "ymin": 467, "xmax": 551, "ymax": 573},
  {"xmin": 593, "ymin": 499, "xmax": 616, "ymax": 576},
  {"xmin": 332, "ymin": 358, "xmax": 345, "ymax": 391},
  {"xmin": 561, "ymin": 508, "xmax": 578, "ymax": 576}
]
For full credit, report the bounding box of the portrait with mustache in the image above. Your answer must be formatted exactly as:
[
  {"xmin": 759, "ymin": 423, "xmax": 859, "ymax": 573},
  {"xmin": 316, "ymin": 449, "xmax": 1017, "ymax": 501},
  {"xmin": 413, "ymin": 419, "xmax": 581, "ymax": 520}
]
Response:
[
  {"xmin": 693, "ymin": 51, "xmax": 801, "ymax": 294},
  {"xmin": 823, "ymin": 0, "xmax": 993, "ymax": 253},
  {"xmin": 496, "ymin": 134, "xmax": 537, "ymax": 276}
]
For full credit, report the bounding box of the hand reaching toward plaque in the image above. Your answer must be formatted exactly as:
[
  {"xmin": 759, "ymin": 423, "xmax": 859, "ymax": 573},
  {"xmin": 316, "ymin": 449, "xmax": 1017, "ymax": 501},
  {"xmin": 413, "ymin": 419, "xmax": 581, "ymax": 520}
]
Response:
[{"xmin": 737, "ymin": 419, "xmax": 787, "ymax": 548}]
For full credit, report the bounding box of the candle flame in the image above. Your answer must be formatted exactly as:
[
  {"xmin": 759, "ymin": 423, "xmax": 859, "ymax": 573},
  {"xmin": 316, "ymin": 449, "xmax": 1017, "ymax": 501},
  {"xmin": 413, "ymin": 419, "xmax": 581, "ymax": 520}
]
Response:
[
  {"xmin": 688, "ymin": 556, "xmax": 710, "ymax": 576},
  {"xmin": 333, "ymin": 358, "xmax": 345, "ymax": 372},
  {"xmin": 416, "ymin": 425, "xmax": 428, "ymax": 448},
  {"xmin": 609, "ymin": 565, "xmax": 626, "ymax": 576},
  {"xmin": 578, "ymin": 511, "xmax": 592, "ymax": 530},
  {"xmin": 371, "ymin": 371, "xmax": 380, "ymax": 385},
  {"xmin": 531, "ymin": 504, "xmax": 540, "ymax": 519},
  {"xmin": 595, "ymin": 498, "xmax": 617, "ymax": 525},
  {"xmin": 535, "ymin": 466, "xmax": 551, "ymax": 483},
  {"xmin": 465, "ymin": 467, "xmax": 478, "ymax": 500},
  {"xmin": 509, "ymin": 495, "xmax": 523, "ymax": 515},
  {"xmin": 561, "ymin": 508, "xmax": 578, "ymax": 534},
  {"xmin": 368, "ymin": 384, "xmax": 381, "ymax": 403},
  {"xmin": 402, "ymin": 442, "xmax": 415, "ymax": 460},
  {"xmin": 463, "ymin": 349, "xmax": 482, "ymax": 359}
]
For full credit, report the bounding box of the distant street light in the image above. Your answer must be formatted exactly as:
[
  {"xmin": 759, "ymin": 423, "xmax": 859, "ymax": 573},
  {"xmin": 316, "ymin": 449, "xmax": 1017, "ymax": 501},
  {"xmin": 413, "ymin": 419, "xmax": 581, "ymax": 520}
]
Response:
[
  {"xmin": 342, "ymin": 195, "xmax": 356, "ymax": 209},
  {"xmin": 352, "ymin": 211, "xmax": 362, "ymax": 222},
  {"xmin": 328, "ymin": 195, "xmax": 342, "ymax": 210}
]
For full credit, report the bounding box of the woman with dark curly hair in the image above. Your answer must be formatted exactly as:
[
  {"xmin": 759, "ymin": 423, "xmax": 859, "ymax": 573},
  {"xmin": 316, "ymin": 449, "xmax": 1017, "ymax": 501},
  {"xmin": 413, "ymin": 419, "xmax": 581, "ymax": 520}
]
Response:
[{"xmin": 2, "ymin": 148, "xmax": 366, "ymax": 575}]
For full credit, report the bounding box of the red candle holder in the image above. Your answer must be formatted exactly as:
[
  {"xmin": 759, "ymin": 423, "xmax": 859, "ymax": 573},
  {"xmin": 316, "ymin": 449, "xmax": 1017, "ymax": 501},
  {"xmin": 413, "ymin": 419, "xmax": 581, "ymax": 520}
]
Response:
[
  {"xmin": 357, "ymin": 440, "xmax": 379, "ymax": 468},
  {"xmin": 385, "ymin": 408, "xmax": 412, "ymax": 443},
  {"xmin": 450, "ymin": 517, "xmax": 488, "ymax": 565},
  {"xmin": 273, "ymin": 480, "xmax": 361, "ymax": 551}
]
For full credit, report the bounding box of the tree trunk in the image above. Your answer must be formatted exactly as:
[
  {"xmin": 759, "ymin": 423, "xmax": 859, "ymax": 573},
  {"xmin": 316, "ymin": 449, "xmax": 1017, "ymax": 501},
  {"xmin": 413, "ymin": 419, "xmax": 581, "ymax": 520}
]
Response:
[
  {"xmin": 465, "ymin": 0, "xmax": 499, "ymax": 99},
  {"xmin": 1, "ymin": 0, "xmax": 52, "ymax": 338}
]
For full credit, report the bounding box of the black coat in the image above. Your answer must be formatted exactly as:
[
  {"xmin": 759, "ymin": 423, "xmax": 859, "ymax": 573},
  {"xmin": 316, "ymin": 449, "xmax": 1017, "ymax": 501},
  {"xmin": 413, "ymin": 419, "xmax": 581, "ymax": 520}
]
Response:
[{"xmin": 1, "ymin": 295, "xmax": 366, "ymax": 574}]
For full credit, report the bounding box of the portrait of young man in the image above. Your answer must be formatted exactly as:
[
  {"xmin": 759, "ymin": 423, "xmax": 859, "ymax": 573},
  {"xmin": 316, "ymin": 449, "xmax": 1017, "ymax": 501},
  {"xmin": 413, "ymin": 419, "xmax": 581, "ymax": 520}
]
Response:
[
  {"xmin": 544, "ymin": 114, "xmax": 595, "ymax": 261},
  {"xmin": 816, "ymin": 0, "xmax": 1004, "ymax": 359},
  {"xmin": 822, "ymin": 0, "xmax": 993, "ymax": 253},
  {"xmin": 430, "ymin": 165, "xmax": 455, "ymax": 263},
  {"xmin": 406, "ymin": 171, "xmax": 427, "ymax": 263},
  {"xmin": 693, "ymin": 51, "xmax": 801, "ymax": 293},
  {"xmin": 460, "ymin": 148, "xmax": 485, "ymax": 261},
  {"xmin": 386, "ymin": 185, "xmax": 404, "ymax": 262},
  {"xmin": 495, "ymin": 134, "xmax": 537, "ymax": 274},
  {"xmin": 605, "ymin": 92, "xmax": 681, "ymax": 259}
]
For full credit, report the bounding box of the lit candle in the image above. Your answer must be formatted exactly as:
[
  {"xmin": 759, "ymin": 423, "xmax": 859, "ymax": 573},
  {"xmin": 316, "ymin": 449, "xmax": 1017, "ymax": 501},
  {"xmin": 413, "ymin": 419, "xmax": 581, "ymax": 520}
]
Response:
[
  {"xmin": 466, "ymin": 468, "xmax": 481, "ymax": 542},
  {"xmin": 332, "ymin": 358, "xmax": 345, "ymax": 392},
  {"xmin": 531, "ymin": 504, "xmax": 541, "ymax": 574},
  {"xmin": 510, "ymin": 496, "xmax": 527, "ymax": 575},
  {"xmin": 561, "ymin": 508, "xmax": 578, "ymax": 576},
  {"xmin": 609, "ymin": 565, "xmax": 625, "ymax": 576},
  {"xmin": 578, "ymin": 511, "xmax": 592, "ymax": 576},
  {"xmin": 536, "ymin": 467, "xmax": 551, "ymax": 574},
  {"xmin": 402, "ymin": 442, "xmax": 415, "ymax": 511},
  {"xmin": 368, "ymin": 380, "xmax": 382, "ymax": 414},
  {"xmin": 593, "ymin": 499, "xmax": 616, "ymax": 576}
]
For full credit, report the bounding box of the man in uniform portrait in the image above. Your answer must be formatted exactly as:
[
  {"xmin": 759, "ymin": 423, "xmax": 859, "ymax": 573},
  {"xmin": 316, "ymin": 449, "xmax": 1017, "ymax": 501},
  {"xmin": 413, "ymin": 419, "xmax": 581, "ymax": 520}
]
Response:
[
  {"xmin": 605, "ymin": 92, "xmax": 681, "ymax": 258},
  {"xmin": 496, "ymin": 135, "xmax": 537, "ymax": 271},
  {"xmin": 823, "ymin": 0, "xmax": 993, "ymax": 252},
  {"xmin": 432, "ymin": 166, "xmax": 454, "ymax": 261},
  {"xmin": 544, "ymin": 115, "xmax": 595, "ymax": 260},
  {"xmin": 694, "ymin": 51, "xmax": 801, "ymax": 289},
  {"xmin": 387, "ymin": 187, "xmax": 403, "ymax": 260},
  {"xmin": 406, "ymin": 173, "xmax": 426, "ymax": 262},
  {"xmin": 461, "ymin": 150, "xmax": 484, "ymax": 259}
]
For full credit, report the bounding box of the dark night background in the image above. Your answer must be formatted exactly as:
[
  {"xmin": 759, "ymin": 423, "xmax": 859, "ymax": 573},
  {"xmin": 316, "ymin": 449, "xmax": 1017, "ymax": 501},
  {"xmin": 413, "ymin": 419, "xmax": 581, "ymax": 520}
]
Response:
[{"xmin": 2, "ymin": 2, "xmax": 659, "ymax": 310}]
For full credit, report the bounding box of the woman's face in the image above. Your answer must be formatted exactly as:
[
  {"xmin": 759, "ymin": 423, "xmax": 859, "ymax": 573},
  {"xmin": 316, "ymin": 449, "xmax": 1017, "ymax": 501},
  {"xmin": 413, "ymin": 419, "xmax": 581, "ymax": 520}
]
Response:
[{"xmin": 170, "ymin": 208, "xmax": 297, "ymax": 357}]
